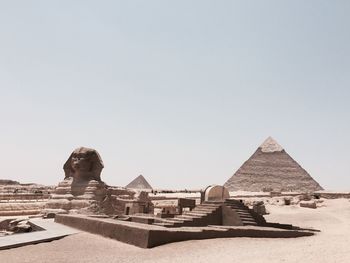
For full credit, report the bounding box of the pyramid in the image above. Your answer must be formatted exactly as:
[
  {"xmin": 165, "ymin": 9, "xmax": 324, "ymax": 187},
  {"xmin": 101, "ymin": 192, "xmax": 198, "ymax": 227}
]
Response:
[
  {"xmin": 126, "ymin": 175, "xmax": 153, "ymax": 190},
  {"xmin": 224, "ymin": 137, "xmax": 323, "ymax": 192}
]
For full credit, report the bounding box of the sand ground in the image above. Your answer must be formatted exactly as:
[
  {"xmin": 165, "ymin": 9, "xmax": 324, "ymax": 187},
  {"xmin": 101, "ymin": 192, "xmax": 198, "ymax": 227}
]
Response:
[{"xmin": 1, "ymin": 199, "xmax": 349, "ymax": 263}]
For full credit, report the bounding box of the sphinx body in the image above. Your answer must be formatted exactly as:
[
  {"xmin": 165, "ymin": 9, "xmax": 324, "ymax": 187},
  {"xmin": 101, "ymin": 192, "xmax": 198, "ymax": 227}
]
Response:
[
  {"xmin": 44, "ymin": 147, "xmax": 153, "ymax": 216},
  {"xmin": 44, "ymin": 147, "xmax": 107, "ymax": 214}
]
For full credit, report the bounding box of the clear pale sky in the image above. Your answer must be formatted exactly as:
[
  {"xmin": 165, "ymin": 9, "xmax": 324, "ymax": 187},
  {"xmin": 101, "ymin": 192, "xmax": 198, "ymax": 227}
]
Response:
[{"xmin": 0, "ymin": 1, "xmax": 349, "ymax": 190}]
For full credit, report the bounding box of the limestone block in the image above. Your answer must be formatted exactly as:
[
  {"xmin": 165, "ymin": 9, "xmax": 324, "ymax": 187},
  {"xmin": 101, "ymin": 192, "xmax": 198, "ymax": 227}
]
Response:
[
  {"xmin": 300, "ymin": 201, "xmax": 317, "ymax": 209},
  {"xmin": 297, "ymin": 194, "xmax": 313, "ymax": 201},
  {"xmin": 42, "ymin": 209, "xmax": 68, "ymax": 215},
  {"xmin": 51, "ymin": 194, "xmax": 75, "ymax": 200},
  {"xmin": 46, "ymin": 199, "xmax": 72, "ymax": 210},
  {"xmin": 253, "ymin": 201, "xmax": 267, "ymax": 215},
  {"xmin": 70, "ymin": 199, "xmax": 91, "ymax": 209}
]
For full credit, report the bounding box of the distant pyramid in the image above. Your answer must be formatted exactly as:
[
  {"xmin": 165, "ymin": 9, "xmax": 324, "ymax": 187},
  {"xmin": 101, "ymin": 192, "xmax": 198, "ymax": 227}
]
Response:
[
  {"xmin": 126, "ymin": 175, "xmax": 153, "ymax": 190},
  {"xmin": 224, "ymin": 137, "xmax": 323, "ymax": 192}
]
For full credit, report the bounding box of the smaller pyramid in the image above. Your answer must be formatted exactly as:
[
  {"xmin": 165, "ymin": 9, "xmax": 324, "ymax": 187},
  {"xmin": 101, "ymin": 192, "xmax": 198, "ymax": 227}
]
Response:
[{"xmin": 126, "ymin": 175, "xmax": 153, "ymax": 190}]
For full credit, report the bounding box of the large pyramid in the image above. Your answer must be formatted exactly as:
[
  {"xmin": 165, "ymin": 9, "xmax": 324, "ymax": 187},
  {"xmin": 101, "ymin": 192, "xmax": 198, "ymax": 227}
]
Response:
[
  {"xmin": 224, "ymin": 137, "xmax": 323, "ymax": 192},
  {"xmin": 126, "ymin": 175, "xmax": 153, "ymax": 190}
]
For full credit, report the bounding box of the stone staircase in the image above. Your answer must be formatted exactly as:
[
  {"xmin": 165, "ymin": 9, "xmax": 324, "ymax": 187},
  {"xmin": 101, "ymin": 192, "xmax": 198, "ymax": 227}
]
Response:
[
  {"xmin": 152, "ymin": 200, "xmax": 266, "ymax": 228},
  {"xmin": 224, "ymin": 199, "xmax": 266, "ymax": 226},
  {"xmin": 153, "ymin": 203, "xmax": 222, "ymax": 228}
]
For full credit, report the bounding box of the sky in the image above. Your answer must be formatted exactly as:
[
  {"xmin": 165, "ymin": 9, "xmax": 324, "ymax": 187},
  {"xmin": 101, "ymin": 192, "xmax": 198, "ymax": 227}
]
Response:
[{"xmin": 0, "ymin": 1, "xmax": 349, "ymax": 190}]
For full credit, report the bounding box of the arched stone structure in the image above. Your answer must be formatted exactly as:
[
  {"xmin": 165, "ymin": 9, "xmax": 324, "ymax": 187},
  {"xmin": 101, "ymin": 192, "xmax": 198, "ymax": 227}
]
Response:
[{"xmin": 204, "ymin": 185, "xmax": 230, "ymax": 202}]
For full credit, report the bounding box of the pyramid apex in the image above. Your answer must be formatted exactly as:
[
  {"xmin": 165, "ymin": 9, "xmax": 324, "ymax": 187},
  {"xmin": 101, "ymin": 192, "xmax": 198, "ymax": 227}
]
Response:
[{"xmin": 259, "ymin": 136, "xmax": 284, "ymax": 153}]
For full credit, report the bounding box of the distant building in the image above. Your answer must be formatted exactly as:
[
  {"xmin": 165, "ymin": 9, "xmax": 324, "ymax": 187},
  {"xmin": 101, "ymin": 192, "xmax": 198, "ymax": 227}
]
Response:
[{"xmin": 224, "ymin": 137, "xmax": 323, "ymax": 192}]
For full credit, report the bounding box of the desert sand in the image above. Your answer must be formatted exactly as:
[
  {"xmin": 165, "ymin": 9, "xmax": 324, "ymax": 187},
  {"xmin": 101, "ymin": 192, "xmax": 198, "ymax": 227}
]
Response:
[{"xmin": 1, "ymin": 199, "xmax": 349, "ymax": 263}]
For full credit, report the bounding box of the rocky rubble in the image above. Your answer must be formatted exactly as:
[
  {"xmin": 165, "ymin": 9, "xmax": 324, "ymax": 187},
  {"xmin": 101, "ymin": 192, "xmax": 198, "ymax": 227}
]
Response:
[
  {"xmin": 239, "ymin": 193, "xmax": 325, "ymax": 214},
  {"xmin": 0, "ymin": 218, "xmax": 33, "ymax": 237}
]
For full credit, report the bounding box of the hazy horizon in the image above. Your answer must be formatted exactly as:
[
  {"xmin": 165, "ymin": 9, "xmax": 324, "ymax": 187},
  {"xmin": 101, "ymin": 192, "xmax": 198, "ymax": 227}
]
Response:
[{"xmin": 0, "ymin": 1, "xmax": 349, "ymax": 191}]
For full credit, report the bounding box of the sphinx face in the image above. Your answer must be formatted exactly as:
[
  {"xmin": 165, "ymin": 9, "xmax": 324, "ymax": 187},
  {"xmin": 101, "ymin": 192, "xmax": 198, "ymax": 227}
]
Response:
[
  {"xmin": 70, "ymin": 150, "xmax": 94, "ymax": 181},
  {"xmin": 64, "ymin": 147, "xmax": 103, "ymax": 182},
  {"xmin": 71, "ymin": 152, "xmax": 91, "ymax": 172}
]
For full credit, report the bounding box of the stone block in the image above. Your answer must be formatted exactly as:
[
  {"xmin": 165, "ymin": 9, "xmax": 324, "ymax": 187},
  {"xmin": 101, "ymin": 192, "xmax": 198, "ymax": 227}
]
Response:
[{"xmin": 300, "ymin": 201, "xmax": 317, "ymax": 209}]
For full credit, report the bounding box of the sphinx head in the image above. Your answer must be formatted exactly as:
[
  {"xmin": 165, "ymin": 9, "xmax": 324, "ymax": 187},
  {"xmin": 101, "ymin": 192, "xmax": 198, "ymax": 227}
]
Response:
[{"xmin": 63, "ymin": 147, "xmax": 104, "ymax": 182}]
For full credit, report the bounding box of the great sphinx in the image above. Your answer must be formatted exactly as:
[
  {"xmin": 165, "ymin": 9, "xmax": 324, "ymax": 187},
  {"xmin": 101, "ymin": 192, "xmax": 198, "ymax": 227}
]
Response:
[{"xmin": 43, "ymin": 147, "xmax": 153, "ymax": 216}]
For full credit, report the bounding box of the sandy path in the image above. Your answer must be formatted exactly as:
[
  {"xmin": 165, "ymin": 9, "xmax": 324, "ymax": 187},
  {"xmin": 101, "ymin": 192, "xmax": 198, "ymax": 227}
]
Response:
[{"xmin": 1, "ymin": 199, "xmax": 349, "ymax": 263}]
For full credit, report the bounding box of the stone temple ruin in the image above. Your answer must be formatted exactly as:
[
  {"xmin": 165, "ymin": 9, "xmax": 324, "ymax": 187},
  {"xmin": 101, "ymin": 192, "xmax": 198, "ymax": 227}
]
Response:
[
  {"xmin": 55, "ymin": 182, "xmax": 316, "ymax": 248},
  {"xmin": 146, "ymin": 185, "xmax": 267, "ymax": 228},
  {"xmin": 0, "ymin": 182, "xmax": 52, "ymax": 217},
  {"xmin": 1, "ymin": 146, "xmax": 319, "ymax": 249},
  {"xmin": 224, "ymin": 137, "xmax": 323, "ymax": 192}
]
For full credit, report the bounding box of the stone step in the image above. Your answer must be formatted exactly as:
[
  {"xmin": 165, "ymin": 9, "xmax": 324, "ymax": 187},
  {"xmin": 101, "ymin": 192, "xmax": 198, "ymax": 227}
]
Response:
[
  {"xmin": 183, "ymin": 212, "xmax": 209, "ymax": 217},
  {"xmin": 154, "ymin": 218, "xmax": 196, "ymax": 227},
  {"xmin": 239, "ymin": 215, "xmax": 254, "ymax": 219},
  {"xmin": 225, "ymin": 203, "xmax": 243, "ymax": 207},
  {"xmin": 153, "ymin": 222, "xmax": 174, "ymax": 227},
  {"xmin": 203, "ymin": 201, "xmax": 223, "ymax": 204},
  {"xmin": 234, "ymin": 207, "xmax": 250, "ymax": 211},
  {"xmin": 192, "ymin": 207, "xmax": 217, "ymax": 211},
  {"xmin": 228, "ymin": 202, "xmax": 244, "ymax": 205},
  {"xmin": 240, "ymin": 218, "xmax": 256, "ymax": 222},
  {"xmin": 200, "ymin": 206, "xmax": 220, "ymax": 210},
  {"xmin": 161, "ymin": 220, "xmax": 184, "ymax": 224},
  {"xmin": 165, "ymin": 218, "xmax": 189, "ymax": 223},
  {"xmin": 194, "ymin": 207, "xmax": 219, "ymax": 212},
  {"xmin": 237, "ymin": 214, "xmax": 254, "ymax": 220},
  {"xmin": 231, "ymin": 206, "xmax": 248, "ymax": 210},
  {"xmin": 239, "ymin": 215, "xmax": 255, "ymax": 220},
  {"xmin": 154, "ymin": 203, "xmax": 222, "ymax": 228},
  {"xmin": 191, "ymin": 210, "xmax": 216, "ymax": 215},
  {"xmin": 194, "ymin": 206, "xmax": 217, "ymax": 209},
  {"xmin": 200, "ymin": 204, "xmax": 222, "ymax": 208},
  {"xmin": 166, "ymin": 220, "xmax": 193, "ymax": 227},
  {"xmin": 226, "ymin": 205, "xmax": 246, "ymax": 209},
  {"xmin": 196, "ymin": 207, "xmax": 219, "ymax": 211},
  {"xmin": 197, "ymin": 204, "xmax": 220, "ymax": 208},
  {"xmin": 171, "ymin": 223, "xmax": 186, "ymax": 227},
  {"xmin": 193, "ymin": 209, "xmax": 217, "ymax": 213},
  {"xmin": 225, "ymin": 201, "xmax": 244, "ymax": 205},
  {"xmin": 224, "ymin": 201, "xmax": 261, "ymax": 226},
  {"xmin": 243, "ymin": 222, "xmax": 258, "ymax": 226},
  {"xmin": 225, "ymin": 199, "xmax": 243, "ymax": 202},
  {"xmin": 225, "ymin": 203, "xmax": 247, "ymax": 208},
  {"xmin": 235, "ymin": 210, "xmax": 251, "ymax": 213},
  {"xmin": 176, "ymin": 215, "xmax": 202, "ymax": 220},
  {"xmin": 225, "ymin": 204, "xmax": 246, "ymax": 209},
  {"xmin": 235, "ymin": 211, "xmax": 251, "ymax": 216},
  {"xmin": 227, "ymin": 206, "xmax": 250, "ymax": 212}
]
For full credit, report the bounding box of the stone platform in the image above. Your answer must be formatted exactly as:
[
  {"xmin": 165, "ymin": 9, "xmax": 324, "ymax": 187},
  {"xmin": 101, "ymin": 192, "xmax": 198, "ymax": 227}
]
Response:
[
  {"xmin": 55, "ymin": 214, "xmax": 315, "ymax": 248},
  {"xmin": 0, "ymin": 218, "xmax": 79, "ymax": 250}
]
